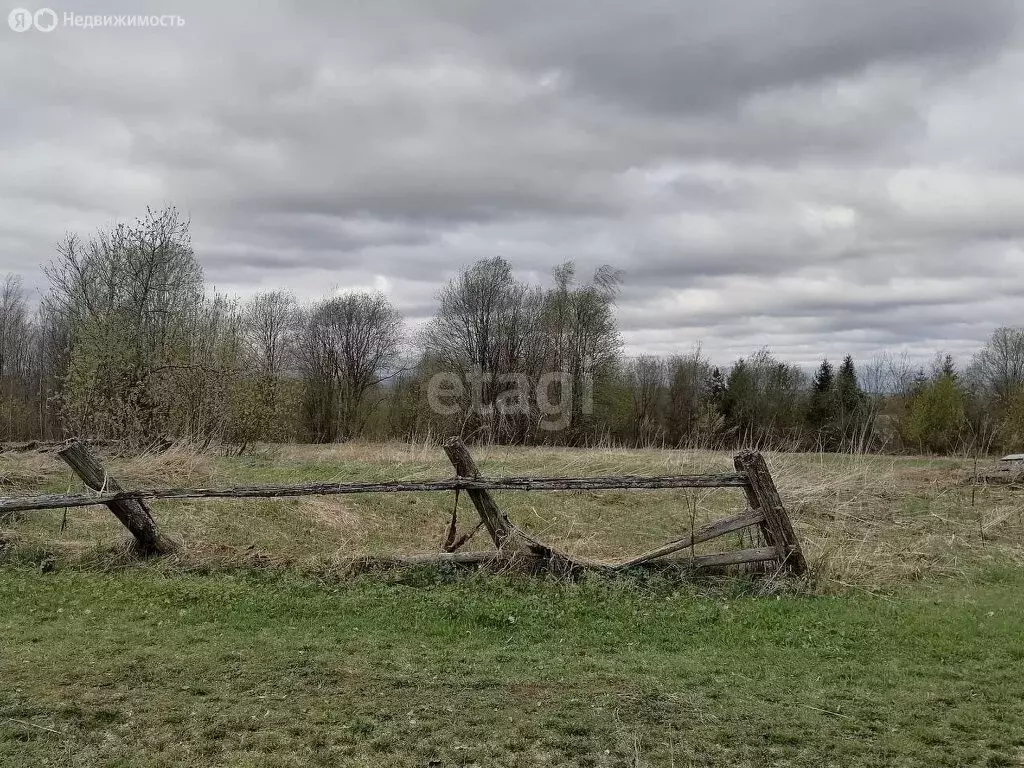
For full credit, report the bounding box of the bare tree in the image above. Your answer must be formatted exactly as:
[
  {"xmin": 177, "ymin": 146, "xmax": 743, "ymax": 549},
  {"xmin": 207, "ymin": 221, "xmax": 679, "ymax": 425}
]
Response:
[
  {"xmin": 155, "ymin": 292, "xmax": 246, "ymax": 441},
  {"xmin": 626, "ymin": 355, "xmax": 665, "ymax": 444},
  {"xmin": 422, "ymin": 258, "xmax": 623, "ymax": 442},
  {"xmin": 970, "ymin": 327, "xmax": 1024, "ymax": 401},
  {"xmin": 542, "ymin": 261, "xmax": 623, "ymax": 442},
  {"xmin": 241, "ymin": 290, "xmax": 298, "ymax": 375},
  {"xmin": 298, "ymin": 292, "xmax": 403, "ymax": 442},
  {"xmin": 423, "ymin": 257, "xmax": 545, "ymax": 439},
  {"xmin": 425, "ymin": 258, "xmax": 540, "ymax": 385},
  {"xmin": 860, "ymin": 355, "xmax": 888, "ymax": 397},
  {"xmin": 629, "ymin": 356, "xmax": 664, "ymax": 428},
  {"xmin": 881, "ymin": 351, "xmax": 918, "ymax": 398},
  {"xmin": 31, "ymin": 300, "xmax": 70, "ymax": 439},
  {"xmin": 0, "ymin": 274, "xmax": 29, "ymax": 382},
  {"xmin": 0, "ymin": 275, "xmax": 35, "ymax": 439},
  {"xmin": 46, "ymin": 207, "xmax": 201, "ymax": 343},
  {"xmin": 545, "ymin": 262, "xmax": 622, "ymax": 377},
  {"xmin": 665, "ymin": 346, "xmax": 713, "ymax": 446}
]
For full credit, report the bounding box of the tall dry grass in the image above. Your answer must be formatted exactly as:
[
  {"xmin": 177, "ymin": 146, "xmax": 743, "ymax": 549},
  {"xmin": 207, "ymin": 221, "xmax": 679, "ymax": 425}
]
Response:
[{"xmin": 1, "ymin": 440, "xmax": 1020, "ymax": 589}]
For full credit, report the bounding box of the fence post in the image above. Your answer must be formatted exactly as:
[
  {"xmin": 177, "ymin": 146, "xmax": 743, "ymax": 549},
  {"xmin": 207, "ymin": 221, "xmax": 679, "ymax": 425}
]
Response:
[
  {"xmin": 57, "ymin": 440, "xmax": 174, "ymax": 555},
  {"xmin": 733, "ymin": 450, "xmax": 806, "ymax": 575},
  {"xmin": 442, "ymin": 437, "xmax": 514, "ymax": 549}
]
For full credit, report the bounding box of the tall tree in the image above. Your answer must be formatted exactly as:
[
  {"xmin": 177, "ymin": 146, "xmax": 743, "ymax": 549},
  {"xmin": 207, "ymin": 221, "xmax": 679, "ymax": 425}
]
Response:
[
  {"xmin": 0, "ymin": 275, "xmax": 36, "ymax": 439},
  {"xmin": 723, "ymin": 350, "xmax": 804, "ymax": 448},
  {"xmin": 665, "ymin": 347, "xmax": 711, "ymax": 446},
  {"xmin": 627, "ymin": 355, "xmax": 665, "ymax": 445},
  {"xmin": 812, "ymin": 359, "xmax": 834, "ymax": 394},
  {"xmin": 542, "ymin": 262, "xmax": 623, "ymax": 441},
  {"xmin": 938, "ymin": 353, "xmax": 957, "ymax": 381},
  {"xmin": 422, "ymin": 257, "xmax": 622, "ymax": 442},
  {"xmin": 836, "ymin": 355, "xmax": 864, "ymax": 415},
  {"xmin": 423, "ymin": 257, "xmax": 544, "ymax": 439},
  {"xmin": 707, "ymin": 366, "xmax": 726, "ymax": 405},
  {"xmin": 835, "ymin": 354, "xmax": 870, "ymax": 450},
  {"xmin": 970, "ymin": 327, "xmax": 1024, "ymax": 401},
  {"xmin": 298, "ymin": 292, "xmax": 403, "ymax": 442},
  {"xmin": 807, "ymin": 358, "xmax": 836, "ymax": 437},
  {"xmin": 231, "ymin": 291, "xmax": 300, "ymax": 441},
  {"xmin": 44, "ymin": 206, "xmax": 203, "ymax": 439},
  {"xmin": 242, "ymin": 291, "xmax": 298, "ymax": 376},
  {"xmin": 905, "ymin": 371, "xmax": 967, "ymax": 454}
]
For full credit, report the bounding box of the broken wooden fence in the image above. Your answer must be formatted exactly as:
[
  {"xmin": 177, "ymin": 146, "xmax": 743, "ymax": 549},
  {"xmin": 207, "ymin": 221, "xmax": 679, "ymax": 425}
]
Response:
[{"xmin": 0, "ymin": 437, "xmax": 806, "ymax": 576}]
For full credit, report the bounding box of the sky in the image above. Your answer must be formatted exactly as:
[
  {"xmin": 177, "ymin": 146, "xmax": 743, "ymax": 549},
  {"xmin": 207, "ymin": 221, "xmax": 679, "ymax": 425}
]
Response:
[{"xmin": 2, "ymin": 0, "xmax": 1023, "ymax": 368}]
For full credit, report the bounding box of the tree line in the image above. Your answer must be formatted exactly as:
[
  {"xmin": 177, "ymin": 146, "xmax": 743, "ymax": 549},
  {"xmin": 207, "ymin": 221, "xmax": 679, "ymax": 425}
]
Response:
[{"xmin": 2, "ymin": 206, "xmax": 1023, "ymax": 454}]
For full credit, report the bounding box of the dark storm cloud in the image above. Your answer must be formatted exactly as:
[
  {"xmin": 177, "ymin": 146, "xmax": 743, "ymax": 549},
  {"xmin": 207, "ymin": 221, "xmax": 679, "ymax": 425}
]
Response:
[
  {"xmin": 429, "ymin": 1, "xmax": 1019, "ymax": 120},
  {"xmin": 2, "ymin": 0, "xmax": 1023, "ymax": 365}
]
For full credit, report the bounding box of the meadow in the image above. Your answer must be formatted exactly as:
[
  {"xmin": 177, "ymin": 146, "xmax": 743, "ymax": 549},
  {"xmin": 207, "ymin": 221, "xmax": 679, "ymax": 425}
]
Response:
[{"xmin": 1, "ymin": 442, "xmax": 1022, "ymax": 766}]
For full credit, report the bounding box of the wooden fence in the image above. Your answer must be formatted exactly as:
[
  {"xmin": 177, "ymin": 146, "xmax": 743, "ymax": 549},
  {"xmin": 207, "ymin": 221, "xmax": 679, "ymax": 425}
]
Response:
[{"xmin": 0, "ymin": 437, "xmax": 806, "ymax": 577}]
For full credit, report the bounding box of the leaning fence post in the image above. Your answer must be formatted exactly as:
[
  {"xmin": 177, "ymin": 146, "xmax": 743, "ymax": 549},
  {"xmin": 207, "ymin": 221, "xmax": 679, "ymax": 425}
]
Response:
[
  {"xmin": 733, "ymin": 450, "xmax": 806, "ymax": 575},
  {"xmin": 442, "ymin": 437, "xmax": 514, "ymax": 549},
  {"xmin": 57, "ymin": 440, "xmax": 174, "ymax": 555}
]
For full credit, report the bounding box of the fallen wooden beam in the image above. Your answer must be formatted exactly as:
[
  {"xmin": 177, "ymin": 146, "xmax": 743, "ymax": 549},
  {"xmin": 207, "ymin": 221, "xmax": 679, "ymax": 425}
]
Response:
[
  {"xmin": 353, "ymin": 546, "xmax": 789, "ymax": 572},
  {"xmin": 685, "ymin": 546, "xmax": 789, "ymax": 568},
  {"xmin": 612, "ymin": 510, "xmax": 765, "ymax": 570}
]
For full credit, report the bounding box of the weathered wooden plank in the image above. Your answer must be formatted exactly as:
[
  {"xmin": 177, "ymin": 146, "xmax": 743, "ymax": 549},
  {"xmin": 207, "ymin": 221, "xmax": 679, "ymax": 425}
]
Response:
[
  {"xmin": 733, "ymin": 451, "xmax": 806, "ymax": 575},
  {"xmin": 354, "ymin": 546, "xmax": 788, "ymax": 572},
  {"xmin": 364, "ymin": 551, "xmax": 516, "ymax": 566},
  {"xmin": 442, "ymin": 438, "xmax": 584, "ymax": 570},
  {"xmin": 56, "ymin": 441, "xmax": 174, "ymax": 555},
  {"xmin": 0, "ymin": 473, "xmax": 749, "ymax": 514},
  {"xmin": 443, "ymin": 437, "xmax": 515, "ymax": 549},
  {"xmin": 682, "ymin": 546, "xmax": 790, "ymax": 569},
  {"xmin": 0, "ymin": 481, "xmax": 473, "ymax": 513},
  {"xmin": 612, "ymin": 510, "xmax": 765, "ymax": 570},
  {"xmin": 473, "ymin": 474, "xmax": 749, "ymax": 489},
  {"xmin": 0, "ymin": 438, "xmax": 122, "ymax": 454}
]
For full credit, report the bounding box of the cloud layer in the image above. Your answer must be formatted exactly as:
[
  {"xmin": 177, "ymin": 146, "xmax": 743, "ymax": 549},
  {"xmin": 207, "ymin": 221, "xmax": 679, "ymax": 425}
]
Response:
[{"xmin": 2, "ymin": 0, "xmax": 1023, "ymax": 366}]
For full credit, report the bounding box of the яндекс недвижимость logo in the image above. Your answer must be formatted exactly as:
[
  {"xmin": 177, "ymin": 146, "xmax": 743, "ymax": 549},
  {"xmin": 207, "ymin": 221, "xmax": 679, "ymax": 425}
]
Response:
[
  {"xmin": 8, "ymin": 8, "xmax": 183, "ymax": 31},
  {"xmin": 8, "ymin": 7, "xmax": 58, "ymax": 31}
]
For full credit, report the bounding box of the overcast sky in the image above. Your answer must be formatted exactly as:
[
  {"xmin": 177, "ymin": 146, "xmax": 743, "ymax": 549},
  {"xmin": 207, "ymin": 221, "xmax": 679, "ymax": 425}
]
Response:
[{"xmin": 2, "ymin": 1, "xmax": 1023, "ymax": 367}]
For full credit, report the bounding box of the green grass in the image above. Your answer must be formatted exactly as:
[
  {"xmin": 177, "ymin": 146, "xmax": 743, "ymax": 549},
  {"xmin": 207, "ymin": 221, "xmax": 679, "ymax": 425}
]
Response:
[
  {"xmin": 2, "ymin": 442, "xmax": 1022, "ymax": 765},
  {"xmin": 2, "ymin": 564, "xmax": 1023, "ymax": 767}
]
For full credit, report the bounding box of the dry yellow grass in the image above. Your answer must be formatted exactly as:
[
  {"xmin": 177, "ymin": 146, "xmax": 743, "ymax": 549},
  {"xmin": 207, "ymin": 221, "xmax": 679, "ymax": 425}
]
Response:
[
  {"xmin": 0, "ymin": 450, "xmax": 58, "ymax": 491},
  {"xmin": 1, "ymin": 440, "xmax": 1021, "ymax": 589}
]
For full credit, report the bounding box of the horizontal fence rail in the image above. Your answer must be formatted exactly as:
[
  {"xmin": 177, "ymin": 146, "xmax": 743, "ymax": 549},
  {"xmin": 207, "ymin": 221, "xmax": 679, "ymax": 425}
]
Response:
[
  {"xmin": 0, "ymin": 438, "xmax": 806, "ymax": 576},
  {"xmin": 0, "ymin": 474, "xmax": 749, "ymax": 514}
]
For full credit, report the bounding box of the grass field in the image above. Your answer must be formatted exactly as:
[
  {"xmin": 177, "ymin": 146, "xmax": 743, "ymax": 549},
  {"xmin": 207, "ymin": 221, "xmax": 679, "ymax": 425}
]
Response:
[{"xmin": 1, "ymin": 442, "xmax": 1023, "ymax": 766}]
